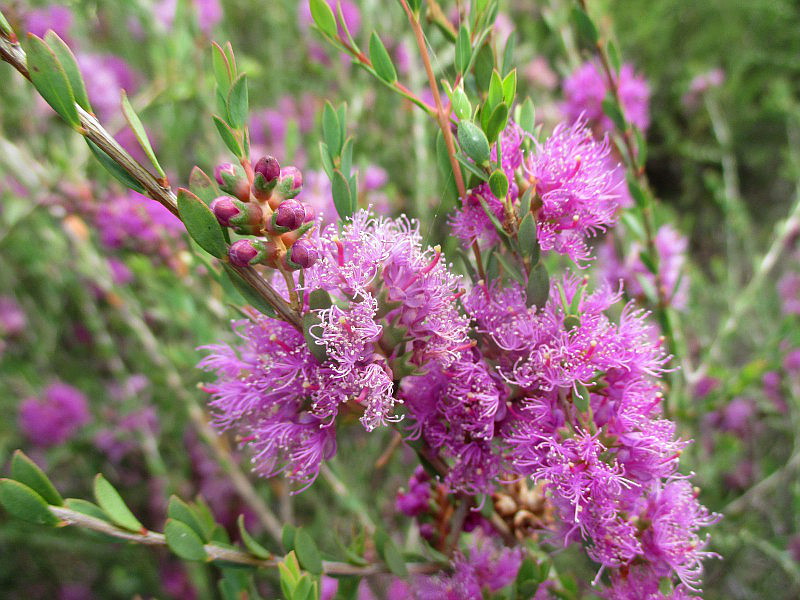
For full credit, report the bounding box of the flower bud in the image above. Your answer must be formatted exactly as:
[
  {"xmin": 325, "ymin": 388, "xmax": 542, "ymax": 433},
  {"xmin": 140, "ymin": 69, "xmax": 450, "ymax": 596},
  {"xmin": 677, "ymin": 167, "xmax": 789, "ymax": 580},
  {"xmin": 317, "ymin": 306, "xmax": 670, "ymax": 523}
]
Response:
[
  {"xmin": 228, "ymin": 239, "xmax": 278, "ymax": 267},
  {"xmin": 283, "ymin": 239, "xmax": 319, "ymax": 270},
  {"xmin": 252, "ymin": 156, "xmax": 281, "ymax": 200},
  {"xmin": 211, "ymin": 196, "xmax": 264, "ymax": 234},
  {"xmin": 268, "ymin": 199, "xmax": 305, "ymax": 234},
  {"xmin": 274, "ymin": 166, "xmax": 303, "ymax": 200},
  {"xmin": 210, "ymin": 196, "xmax": 241, "ymax": 227},
  {"xmin": 302, "ymin": 202, "xmax": 315, "ymax": 223},
  {"xmin": 215, "ymin": 163, "xmax": 250, "ymax": 201}
]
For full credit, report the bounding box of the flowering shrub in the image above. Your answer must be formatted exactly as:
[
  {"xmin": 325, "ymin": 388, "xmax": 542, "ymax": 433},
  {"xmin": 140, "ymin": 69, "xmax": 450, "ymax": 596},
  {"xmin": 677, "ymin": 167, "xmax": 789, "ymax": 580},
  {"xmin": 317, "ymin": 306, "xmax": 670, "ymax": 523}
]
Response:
[{"xmin": 1, "ymin": 1, "xmax": 799, "ymax": 599}]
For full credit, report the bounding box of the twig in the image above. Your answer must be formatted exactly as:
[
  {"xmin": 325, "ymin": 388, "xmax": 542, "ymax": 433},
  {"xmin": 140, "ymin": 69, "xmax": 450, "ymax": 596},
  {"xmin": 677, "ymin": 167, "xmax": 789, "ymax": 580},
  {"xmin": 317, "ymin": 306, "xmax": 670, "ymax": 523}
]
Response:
[
  {"xmin": 0, "ymin": 34, "xmax": 301, "ymax": 330},
  {"xmin": 49, "ymin": 505, "xmax": 443, "ymax": 576}
]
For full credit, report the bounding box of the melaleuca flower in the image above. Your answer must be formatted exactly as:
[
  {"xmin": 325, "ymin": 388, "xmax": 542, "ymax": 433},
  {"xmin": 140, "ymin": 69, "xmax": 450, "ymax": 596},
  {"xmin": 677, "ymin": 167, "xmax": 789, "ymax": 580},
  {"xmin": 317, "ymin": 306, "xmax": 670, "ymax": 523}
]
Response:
[
  {"xmin": 598, "ymin": 224, "xmax": 689, "ymax": 309},
  {"xmin": 410, "ymin": 535, "xmax": 523, "ymax": 598},
  {"xmin": 525, "ymin": 121, "xmax": 621, "ymax": 262},
  {"xmin": 562, "ymin": 61, "xmax": 651, "ymax": 133},
  {"xmin": 604, "ymin": 565, "xmax": 695, "ymax": 600},
  {"xmin": 18, "ymin": 382, "xmax": 91, "ymax": 447},
  {"xmin": 396, "ymin": 466, "xmax": 431, "ymax": 517}
]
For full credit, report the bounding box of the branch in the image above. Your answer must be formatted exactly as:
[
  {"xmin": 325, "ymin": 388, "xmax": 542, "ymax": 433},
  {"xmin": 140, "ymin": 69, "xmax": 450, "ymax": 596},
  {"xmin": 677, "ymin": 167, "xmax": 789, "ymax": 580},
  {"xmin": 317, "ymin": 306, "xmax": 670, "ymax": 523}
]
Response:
[
  {"xmin": 49, "ymin": 505, "xmax": 444, "ymax": 576},
  {"xmin": 0, "ymin": 34, "xmax": 301, "ymax": 330}
]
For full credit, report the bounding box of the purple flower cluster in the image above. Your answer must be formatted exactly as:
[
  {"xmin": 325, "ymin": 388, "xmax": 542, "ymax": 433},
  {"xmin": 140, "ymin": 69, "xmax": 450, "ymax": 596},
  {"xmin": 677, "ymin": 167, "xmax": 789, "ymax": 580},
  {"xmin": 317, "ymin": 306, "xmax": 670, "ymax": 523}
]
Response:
[
  {"xmin": 18, "ymin": 382, "xmax": 91, "ymax": 447},
  {"xmin": 562, "ymin": 61, "xmax": 651, "ymax": 134},
  {"xmin": 599, "ymin": 224, "xmax": 690, "ymax": 309},
  {"xmin": 451, "ymin": 120, "xmax": 622, "ymax": 263},
  {"xmin": 94, "ymin": 190, "xmax": 184, "ymax": 258}
]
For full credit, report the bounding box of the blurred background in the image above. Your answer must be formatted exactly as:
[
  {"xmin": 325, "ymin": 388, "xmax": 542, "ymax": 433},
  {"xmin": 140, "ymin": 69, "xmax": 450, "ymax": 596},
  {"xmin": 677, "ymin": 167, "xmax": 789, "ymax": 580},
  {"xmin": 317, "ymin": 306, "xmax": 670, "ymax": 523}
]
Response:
[{"xmin": 1, "ymin": 0, "xmax": 800, "ymax": 598}]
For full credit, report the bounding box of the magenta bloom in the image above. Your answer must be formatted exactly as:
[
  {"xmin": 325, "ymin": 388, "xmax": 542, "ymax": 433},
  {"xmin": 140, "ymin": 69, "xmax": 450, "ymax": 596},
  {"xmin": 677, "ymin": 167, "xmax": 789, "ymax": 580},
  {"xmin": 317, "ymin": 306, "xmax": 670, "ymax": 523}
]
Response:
[
  {"xmin": 94, "ymin": 191, "xmax": 183, "ymax": 254},
  {"xmin": 24, "ymin": 5, "xmax": 73, "ymax": 41},
  {"xmin": 778, "ymin": 272, "xmax": 800, "ymax": 316},
  {"xmin": 19, "ymin": 382, "xmax": 91, "ymax": 447},
  {"xmin": 562, "ymin": 61, "xmax": 651, "ymax": 133},
  {"xmin": 75, "ymin": 54, "xmax": 139, "ymax": 122},
  {"xmin": 155, "ymin": 0, "xmax": 223, "ymax": 34},
  {"xmin": 599, "ymin": 224, "xmax": 689, "ymax": 309},
  {"xmin": 0, "ymin": 296, "xmax": 26, "ymax": 337}
]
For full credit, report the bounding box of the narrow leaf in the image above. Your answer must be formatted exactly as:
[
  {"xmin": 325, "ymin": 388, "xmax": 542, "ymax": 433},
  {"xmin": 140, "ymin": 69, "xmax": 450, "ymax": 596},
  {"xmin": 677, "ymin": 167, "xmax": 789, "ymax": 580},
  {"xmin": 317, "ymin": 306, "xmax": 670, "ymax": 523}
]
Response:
[
  {"xmin": 11, "ymin": 451, "xmax": 62, "ymax": 506},
  {"xmin": 455, "ymin": 25, "xmax": 471, "ymax": 75},
  {"xmin": 517, "ymin": 213, "xmax": 539, "ymax": 264},
  {"xmin": 303, "ymin": 313, "xmax": 328, "ymax": 364},
  {"xmin": 282, "ymin": 523, "xmax": 297, "ymax": 553},
  {"xmin": 574, "ymin": 383, "xmax": 591, "ymax": 413},
  {"xmin": 331, "ymin": 169, "xmax": 353, "ymax": 220},
  {"xmin": 177, "ymin": 188, "xmax": 228, "ymax": 258},
  {"xmin": 571, "ymin": 7, "xmax": 598, "ymax": 47},
  {"xmin": 94, "ymin": 474, "xmax": 144, "ymax": 532},
  {"xmin": 607, "ymin": 40, "xmax": 621, "ymax": 74},
  {"xmin": 238, "ymin": 515, "xmax": 272, "ymax": 559},
  {"xmin": 495, "ymin": 251, "xmax": 525, "ymax": 284},
  {"xmin": 487, "ymin": 70, "xmax": 504, "ymax": 113},
  {"xmin": 168, "ymin": 496, "xmax": 207, "ymax": 541},
  {"xmin": 0, "ymin": 479, "xmax": 60, "ymax": 526},
  {"xmin": 213, "ymin": 115, "xmax": 243, "ymax": 157},
  {"xmin": 26, "ymin": 34, "xmax": 80, "ymax": 127},
  {"xmin": 601, "ymin": 96, "xmax": 626, "ymax": 132},
  {"xmin": 501, "ymin": 31, "xmax": 516, "ymax": 75},
  {"xmin": 309, "ymin": 0, "xmax": 337, "ymax": 37},
  {"xmin": 457, "ymin": 120, "xmax": 490, "ymax": 164},
  {"xmin": 226, "ymin": 73, "xmax": 249, "ymax": 130},
  {"xmin": 478, "ymin": 195, "xmax": 506, "ymax": 236},
  {"xmin": 518, "ymin": 97, "xmax": 536, "ymax": 136},
  {"xmin": 374, "ymin": 531, "xmax": 407, "ymax": 577},
  {"xmin": 189, "ymin": 166, "xmax": 220, "ymax": 204},
  {"xmin": 64, "ymin": 498, "xmax": 109, "ymax": 521},
  {"xmin": 485, "ymin": 102, "xmax": 509, "ymax": 143},
  {"xmin": 369, "ymin": 32, "xmax": 397, "ymax": 84},
  {"xmin": 44, "ymin": 31, "xmax": 90, "ymax": 111},
  {"xmin": 526, "ymin": 263, "xmax": 550, "ymax": 309},
  {"xmin": 211, "ymin": 41, "xmax": 232, "ymax": 89},
  {"xmin": 322, "ymin": 102, "xmax": 342, "ymax": 157},
  {"xmin": 165, "ymin": 518, "xmax": 208, "ymax": 561},
  {"xmin": 121, "ymin": 90, "xmax": 165, "ymax": 178},
  {"xmin": 502, "ymin": 69, "xmax": 517, "ymax": 106},
  {"xmin": 86, "ymin": 140, "xmax": 145, "ymax": 193},
  {"xmin": 294, "ymin": 528, "xmax": 322, "ymax": 575}
]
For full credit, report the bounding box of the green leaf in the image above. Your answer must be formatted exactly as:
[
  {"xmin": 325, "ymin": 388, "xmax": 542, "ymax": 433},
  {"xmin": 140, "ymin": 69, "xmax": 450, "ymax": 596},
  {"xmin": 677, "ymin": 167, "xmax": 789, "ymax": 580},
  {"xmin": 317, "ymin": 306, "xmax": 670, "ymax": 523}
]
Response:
[
  {"xmin": 0, "ymin": 9, "xmax": 13, "ymax": 37},
  {"xmin": 518, "ymin": 97, "xmax": 536, "ymax": 136},
  {"xmin": 282, "ymin": 523, "xmax": 297, "ymax": 553},
  {"xmin": 189, "ymin": 166, "xmax": 220, "ymax": 204},
  {"xmin": 294, "ymin": 528, "xmax": 322, "ymax": 575},
  {"xmin": 639, "ymin": 250, "xmax": 658, "ymax": 275},
  {"xmin": 303, "ymin": 312, "xmax": 328, "ymax": 364},
  {"xmin": 607, "ymin": 40, "xmax": 621, "ymax": 74},
  {"xmin": 226, "ymin": 73, "xmax": 249, "ymax": 130},
  {"xmin": 238, "ymin": 515, "xmax": 272, "ymax": 559},
  {"xmin": 309, "ymin": 289, "xmax": 333, "ymax": 310},
  {"xmin": 26, "ymin": 34, "xmax": 80, "ymax": 127},
  {"xmin": 455, "ymin": 152, "xmax": 489, "ymax": 182},
  {"xmin": 485, "ymin": 102, "xmax": 509, "ymax": 143},
  {"xmin": 518, "ymin": 186, "xmax": 533, "ymax": 218},
  {"xmin": 374, "ymin": 531, "xmax": 408, "ymax": 577},
  {"xmin": 369, "ymin": 32, "xmax": 397, "ymax": 84},
  {"xmin": 502, "ymin": 69, "xmax": 517, "ymax": 106},
  {"xmin": 486, "ymin": 70, "xmax": 504, "ymax": 116},
  {"xmin": 526, "ymin": 262, "xmax": 549, "ymax": 309},
  {"xmin": 451, "ymin": 86, "xmax": 472, "ymax": 121},
  {"xmin": 43, "ymin": 31, "xmax": 90, "ymax": 112},
  {"xmin": 223, "ymin": 265, "xmax": 278, "ymax": 317},
  {"xmin": 94, "ymin": 474, "xmax": 144, "ymax": 532},
  {"xmin": 309, "ymin": 0, "xmax": 337, "ymax": 37},
  {"xmin": 495, "ymin": 252, "xmax": 525, "ymax": 284},
  {"xmin": 177, "ymin": 188, "xmax": 228, "ymax": 259},
  {"xmin": 165, "ymin": 518, "xmax": 208, "ymax": 561},
  {"xmin": 340, "ymin": 137, "xmax": 354, "ymax": 176},
  {"xmin": 477, "ymin": 195, "xmax": 506, "ymax": 236},
  {"xmin": 407, "ymin": 0, "xmax": 422, "ymax": 13},
  {"xmin": 488, "ymin": 170, "xmax": 508, "ymax": 199},
  {"xmin": 473, "ymin": 43, "xmax": 494, "ymax": 93},
  {"xmin": 213, "ymin": 115, "xmax": 243, "ymax": 157},
  {"xmin": 627, "ymin": 175, "xmax": 647, "ymax": 209},
  {"xmin": 501, "ymin": 31, "xmax": 516, "ymax": 75},
  {"xmin": 322, "ymin": 101, "xmax": 342, "ymax": 157},
  {"xmin": 331, "ymin": 169, "xmax": 354, "ymax": 219},
  {"xmin": 168, "ymin": 496, "xmax": 207, "ymax": 541},
  {"xmin": 64, "ymin": 498, "xmax": 109, "ymax": 521},
  {"xmin": 279, "ymin": 552, "xmax": 301, "ymax": 598},
  {"xmin": 211, "ymin": 41, "xmax": 233, "ymax": 89},
  {"xmin": 120, "ymin": 90, "xmax": 166, "ymax": 178},
  {"xmin": 517, "ymin": 213, "xmax": 539, "ymax": 264},
  {"xmin": 0, "ymin": 479, "xmax": 60, "ymax": 526},
  {"xmin": 457, "ymin": 120, "xmax": 490, "ymax": 164},
  {"xmin": 86, "ymin": 139, "xmax": 145, "ymax": 193},
  {"xmin": 574, "ymin": 383, "xmax": 591, "ymax": 413},
  {"xmin": 292, "ymin": 575, "xmax": 314, "ymax": 600},
  {"xmin": 601, "ymin": 96, "xmax": 626, "ymax": 132},
  {"xmin": 455, "ymin": 25, "xmax": 471, "ymax": 75},
  {"xmin": 11, "ymin": 451, "xmax": 62, "ymax": 506},
  {"xmin": 571, "ymin": 7, "xmax": 598, "ymax": 47}
]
